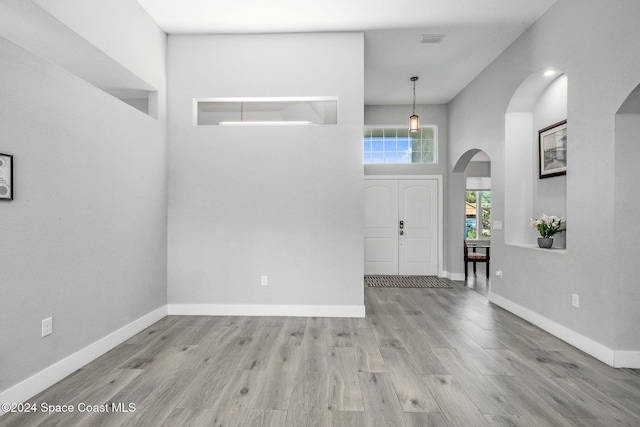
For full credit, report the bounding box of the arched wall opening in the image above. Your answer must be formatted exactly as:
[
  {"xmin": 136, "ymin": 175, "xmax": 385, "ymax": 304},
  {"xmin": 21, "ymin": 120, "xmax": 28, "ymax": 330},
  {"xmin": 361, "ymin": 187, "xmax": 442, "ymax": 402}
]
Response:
[
  {"xmin": 505, "ymin": 71, "xmax": 567, "ymax": 248},
  {"xmin": 614, "ymin": 83, "xmax": 640, "ymax": 352},
  {"xmin": 451, "ymin": 149, "xmax": 491, "ymax": 278}
]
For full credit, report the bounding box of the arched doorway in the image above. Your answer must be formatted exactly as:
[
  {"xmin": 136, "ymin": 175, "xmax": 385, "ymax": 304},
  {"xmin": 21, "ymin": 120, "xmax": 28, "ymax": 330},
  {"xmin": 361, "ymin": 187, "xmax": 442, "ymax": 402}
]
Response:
[
  {"xmin": 613, "ymin": 83, "xmax": 640, "ymax": 355},
  {"xmin": 452, "ymin": 149, "xmax": 491, "ymax": 293}
]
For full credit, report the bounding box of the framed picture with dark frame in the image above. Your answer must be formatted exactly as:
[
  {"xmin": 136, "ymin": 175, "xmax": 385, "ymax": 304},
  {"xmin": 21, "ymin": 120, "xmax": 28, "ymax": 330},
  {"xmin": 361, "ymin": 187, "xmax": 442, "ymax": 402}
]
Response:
[
  {"xmin": 539, "ymin": 120, "xmax": 567, "ymax": 179},
  {"xmin": 0, "ymin": 153, "xmax": 13, "ymax": 200}
]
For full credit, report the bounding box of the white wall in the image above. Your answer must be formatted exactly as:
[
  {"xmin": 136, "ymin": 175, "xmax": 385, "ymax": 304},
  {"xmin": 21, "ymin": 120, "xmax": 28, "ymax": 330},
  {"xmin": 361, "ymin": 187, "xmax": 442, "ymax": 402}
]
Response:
[
  {"xmin": 0, "ymin": 36, "xmax": 167, "ymax": 393},
  {"xmin": 465, "ymin": 161, "xmax": 491, "ymax": 180},
  {"xmin": 167, "ymin": 33, "xmax": 364, "ymax": 315},
  {"xmin": 0, "ymin": 0, "xmax": 167, "ymax": 400},
  {"xmin": 448, "ymin": 0, "xmax": 640, "ymax": 364}
]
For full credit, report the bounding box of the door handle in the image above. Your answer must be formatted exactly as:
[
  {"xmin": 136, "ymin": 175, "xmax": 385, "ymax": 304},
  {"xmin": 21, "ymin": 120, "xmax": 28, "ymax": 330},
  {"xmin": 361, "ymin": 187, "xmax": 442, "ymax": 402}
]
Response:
[{"xmin": 399, "ymin": 220, "xmax": 404, "ymax": 229}]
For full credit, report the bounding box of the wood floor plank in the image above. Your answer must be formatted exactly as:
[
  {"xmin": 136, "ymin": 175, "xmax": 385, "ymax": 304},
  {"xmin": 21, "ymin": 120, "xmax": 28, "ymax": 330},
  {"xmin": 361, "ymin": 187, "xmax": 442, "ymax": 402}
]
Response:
[
  {"xmin": 328, "ymin": 410, "xmax": 366, "ymax": 427},
  {"xmin": 327, "ymin": 347, "xmax": 364, "ymax": 411},
  {"xmin": 176, "ymin": 327, "xmax": 254, "ymax": 409},
  {"xmin": 279, "ymin": 317, "xmax": 307, "ymax": 346},
  {"xmin": 486, "ymin": 374, "xmax": 581, "ymax": 426},
  {"xmin": 396, "ymin": 329, "xmax": 448, "ymax": 375},
  {"xmin": 432, "ymin": 348, "xmax": 519, "ymax": 416},
  {"xmin": 193, "ymin": 368, "xmax": 264, "ymax": 427},
  {"xmin": 160, "ymin": 407, "xmax": 218, "ymax": 426},
  {"xmin": 123, "ymin": 368, "xmax": 205, "ymax": 427},
  {"xmin": 566, "ymin": 419, "xmax": 625, "ymax": 427},
  {"xmin": 368, "ymin": 314, "xmax": 405, "ymax": 348},
  {"xmin": 116, "ymin": 325, "xmax": 186, "ymax": 370},
  {"xmin": 378, "ymin": 347, "xmax": 439, "ymax": 412},
  {"xmin": 422, "ymin": 374, "xmax": 490, "ymax": 426},
  {"xmin": 237, "ymin": 326, "xmax": 282, "ymax": 371},
  {"xmin": 82, "ymin": 368, "xmax": 199, "ymax": 427},
  {"xmin": 79, "ymin": 343, "xmax": 143, "ymax": 375},
  {"xmin": 357, "ymin": 372, "xmax": 409, "ymax": 427},
  {"xmin": 119, "ymin": 316, "xmax": 175, "ymax": 345},
  {"xmin": 391, "ymin": 291, "xmax": 426, "ymax": 316},
  {"xmin": 352, "ymin": 327, "xmax": 386, "ymax": 373},
  {"xmin": 327, "ymin": 318, "xmax": 354, "ymax": 347},
  {"xmin": 457, "ymin": 318, "xmax": 507, "ymax": 349},
  {"xmin": 445, "ymin": 329, "xmax": 513, "ymax": 376},
  {"xmin": 284, "ymin": 369, "xmax": 329, "ymax": 427},
  {"xmin": 138, "ymin": 344, "xmax": 201, "ymax": 375},
  {"xmin": 485, "ymin": 349, "xmax": 539, "ymax": 378},
  {"xmin": 252, "ymin": 342, "xmax": 302, "ymax": 410},
  {"xmin": 241, "ymin": 409, "xmax": 288, "ymax": 427},
  {"xmin": 404, "ymin": 412, "xmax": 449, "ymax": 427},
  {"xmin": 551, "ymin": 376, "xmax": 640, "ymax": 426},
  {"xmin": 171, "ymin": 316, "xmax": 226, "ymax": 346},
  {"xmin": 483, "ymin": 414, "xmax": 542, "ymax": 426},
  {"xmin": 218, "ymin": 315, "xmax": 253, "ymax": 328},
  {"xmin": 299, "ymin": 325, "xmax": 327, "ymax": 373},
  {"xmin": 402, "ymin": 315, "xmax": 455, "ymax": 349}
]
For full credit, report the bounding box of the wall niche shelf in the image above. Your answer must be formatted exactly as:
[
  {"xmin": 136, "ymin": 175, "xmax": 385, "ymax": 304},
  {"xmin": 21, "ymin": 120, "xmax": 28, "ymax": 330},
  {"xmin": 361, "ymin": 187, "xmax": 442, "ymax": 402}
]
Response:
[
  {"xmin": 506, "ymin": 243, "xmax": 566, "ymax": 254},
  {"xmin": 505, "ymin": 71, "xmax": 568, "ymax": 248}
]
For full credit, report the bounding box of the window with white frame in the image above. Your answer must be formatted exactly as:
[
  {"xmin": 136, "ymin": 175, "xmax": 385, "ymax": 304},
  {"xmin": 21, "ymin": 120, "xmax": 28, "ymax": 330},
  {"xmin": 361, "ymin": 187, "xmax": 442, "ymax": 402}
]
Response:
[
  {"xmin": 363, "ymin": 126, "xmax": 437, "ymax": 164},
  {"xmin": 465, "ymin": 190, "xmax": 491, "ymax": 239}
]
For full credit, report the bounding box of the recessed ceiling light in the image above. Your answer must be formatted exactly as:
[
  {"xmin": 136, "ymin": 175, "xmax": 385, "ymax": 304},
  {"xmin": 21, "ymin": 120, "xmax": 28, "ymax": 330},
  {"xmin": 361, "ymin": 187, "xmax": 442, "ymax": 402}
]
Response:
[
  {"xmin": 544, "ymin": 69, "xmax": 557, "ymax": 77},
  {"xmin": 419, "ymin": 34, "xmax": 445, "ymax": 44}
]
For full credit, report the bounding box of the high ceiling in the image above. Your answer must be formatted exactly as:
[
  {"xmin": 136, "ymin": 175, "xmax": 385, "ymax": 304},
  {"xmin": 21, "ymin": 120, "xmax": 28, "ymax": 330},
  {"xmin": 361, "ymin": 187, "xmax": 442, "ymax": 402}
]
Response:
[{"xmin": 135, "ymin": 0, "xmax": 556, "ymax": 105}]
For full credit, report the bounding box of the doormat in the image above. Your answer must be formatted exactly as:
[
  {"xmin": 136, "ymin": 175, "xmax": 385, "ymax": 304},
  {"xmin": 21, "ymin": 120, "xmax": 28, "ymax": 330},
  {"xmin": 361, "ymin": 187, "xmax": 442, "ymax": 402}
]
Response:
[{"xmin": 365, "ymin": 275, "xmax": 453, "ymax": 288}]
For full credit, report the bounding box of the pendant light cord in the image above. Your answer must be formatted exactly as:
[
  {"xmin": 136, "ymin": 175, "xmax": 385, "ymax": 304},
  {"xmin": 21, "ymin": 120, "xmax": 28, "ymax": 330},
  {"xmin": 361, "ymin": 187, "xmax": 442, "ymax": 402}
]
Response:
[{"xmin": 412, "ymin": 79, "xmax": 416, "ymax": 115}]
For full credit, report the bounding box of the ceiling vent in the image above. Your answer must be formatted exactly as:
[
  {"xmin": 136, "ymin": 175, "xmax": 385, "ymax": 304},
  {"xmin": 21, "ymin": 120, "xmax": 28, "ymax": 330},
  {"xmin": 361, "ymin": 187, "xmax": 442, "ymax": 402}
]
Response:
[{"xmin": 418, "ymin": 34, "xmax": 445, "ymax": 44}]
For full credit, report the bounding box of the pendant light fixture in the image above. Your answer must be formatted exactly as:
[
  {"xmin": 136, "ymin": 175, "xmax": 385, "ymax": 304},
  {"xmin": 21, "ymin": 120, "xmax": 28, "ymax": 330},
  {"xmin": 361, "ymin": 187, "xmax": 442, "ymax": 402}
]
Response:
[{"xmin": 409, "ymin": 76, "xmax": 419, "ymax": 133}]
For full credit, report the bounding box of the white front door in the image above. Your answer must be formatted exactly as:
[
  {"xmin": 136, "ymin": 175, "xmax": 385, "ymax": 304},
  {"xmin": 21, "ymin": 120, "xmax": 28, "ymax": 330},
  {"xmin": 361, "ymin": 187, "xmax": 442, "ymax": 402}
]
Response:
[
  {"xmin": 364, "ymin": 180, "xmax": 399, "ymax": 275},
  {"xmin": 364, "ymin": 179, "xmax": 438, "ymax": 276}
]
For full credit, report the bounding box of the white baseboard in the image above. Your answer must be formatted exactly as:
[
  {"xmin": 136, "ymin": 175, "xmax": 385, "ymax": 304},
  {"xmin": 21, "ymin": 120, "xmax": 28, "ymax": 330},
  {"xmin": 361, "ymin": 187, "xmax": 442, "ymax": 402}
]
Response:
[
  {"xmin": 447, "ymin": 272, "xmax": 466, "ymax": 282},
  {"xmin": 613, "ymin": 351, "xmax": 640, "ymax": 369},
  {"xmin": 168, "ymin": 304, "xmax": 366, "ymax": 318},
  {"xmin": 488, "ymin": 292, "xmax": 639, "ymax": 368},
  {"xmin": 0, "ymin": 306, "xmax": 168, "ymax": 415}
]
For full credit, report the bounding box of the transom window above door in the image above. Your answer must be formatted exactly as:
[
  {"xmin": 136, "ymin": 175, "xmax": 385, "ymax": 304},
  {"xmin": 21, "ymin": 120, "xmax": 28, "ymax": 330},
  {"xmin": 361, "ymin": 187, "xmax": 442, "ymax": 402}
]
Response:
[{"xmin": 363, "ymin": 126, "xmax": 437, "ymax": 164}]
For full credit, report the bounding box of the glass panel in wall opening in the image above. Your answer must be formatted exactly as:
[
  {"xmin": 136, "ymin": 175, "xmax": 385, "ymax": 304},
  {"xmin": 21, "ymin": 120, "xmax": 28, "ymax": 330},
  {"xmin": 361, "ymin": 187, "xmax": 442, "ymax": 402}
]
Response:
[
  {"xmin": 363, "ymin": 126, "xmax": 437, "ymax": 164},
  {"xmin": 195, "ymin": 97, "xmax": 338, "ymax": 126}
]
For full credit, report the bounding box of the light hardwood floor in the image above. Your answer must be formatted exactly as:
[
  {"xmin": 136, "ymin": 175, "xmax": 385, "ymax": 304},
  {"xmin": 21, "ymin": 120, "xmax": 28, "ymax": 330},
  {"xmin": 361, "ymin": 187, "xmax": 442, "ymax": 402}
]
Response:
[{"xmin": 2, "ymin": 280, "xmax": 640, "ymax": 426}]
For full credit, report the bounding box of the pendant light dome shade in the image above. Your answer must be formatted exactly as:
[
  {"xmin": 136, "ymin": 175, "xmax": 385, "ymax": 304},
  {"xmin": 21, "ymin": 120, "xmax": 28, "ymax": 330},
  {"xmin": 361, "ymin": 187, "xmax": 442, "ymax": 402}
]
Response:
[{"xmin": 409, "ymin": 76, "xmax": 419, "ymax": 132}]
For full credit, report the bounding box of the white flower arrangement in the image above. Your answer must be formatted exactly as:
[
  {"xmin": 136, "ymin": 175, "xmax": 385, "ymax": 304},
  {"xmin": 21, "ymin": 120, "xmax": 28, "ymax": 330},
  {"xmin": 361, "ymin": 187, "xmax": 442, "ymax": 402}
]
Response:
[{"xmin": 530, "ymin": 214, "xmax": 566, "ymax": 238}]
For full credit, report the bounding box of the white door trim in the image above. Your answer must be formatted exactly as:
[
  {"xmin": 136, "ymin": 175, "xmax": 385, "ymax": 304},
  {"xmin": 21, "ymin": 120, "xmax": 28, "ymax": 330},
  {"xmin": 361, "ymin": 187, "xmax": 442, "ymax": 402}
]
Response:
[{"xmin": 364, "ymin": 175, "xmax": 444, "ymax": 277}]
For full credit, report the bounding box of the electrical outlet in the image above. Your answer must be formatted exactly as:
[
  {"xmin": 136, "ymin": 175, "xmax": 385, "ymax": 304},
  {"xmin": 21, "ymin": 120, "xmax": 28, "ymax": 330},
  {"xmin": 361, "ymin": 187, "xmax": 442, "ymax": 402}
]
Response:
[
  {"xmin": 261, "ymin": 275, "xmax": 268, "ymax": 286},
  {"xmin": 42, "ymin": 317, "xmax": 53, "ymax": 337},
  {"xmin": 495, "ymin": 269, "xmax": 503, "ymax": 279},
  {"xmin": 572, "ymin": 294, "xmax": 580, "ymax": 308}
]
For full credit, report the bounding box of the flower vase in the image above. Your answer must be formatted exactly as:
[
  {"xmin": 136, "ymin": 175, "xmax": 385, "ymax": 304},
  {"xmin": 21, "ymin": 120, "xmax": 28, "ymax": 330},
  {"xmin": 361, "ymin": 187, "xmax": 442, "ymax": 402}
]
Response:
[{"xmin": 537, "ymin": 237, "xmax": 553, "ymax": 249}]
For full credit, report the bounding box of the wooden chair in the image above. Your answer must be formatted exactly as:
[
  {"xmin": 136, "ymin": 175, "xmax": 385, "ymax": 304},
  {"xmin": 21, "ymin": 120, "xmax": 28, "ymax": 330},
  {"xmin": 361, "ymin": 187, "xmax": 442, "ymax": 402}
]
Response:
[{"xmin": 464, "ymin": 240, "xmax": 490, "ymax": 279}]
